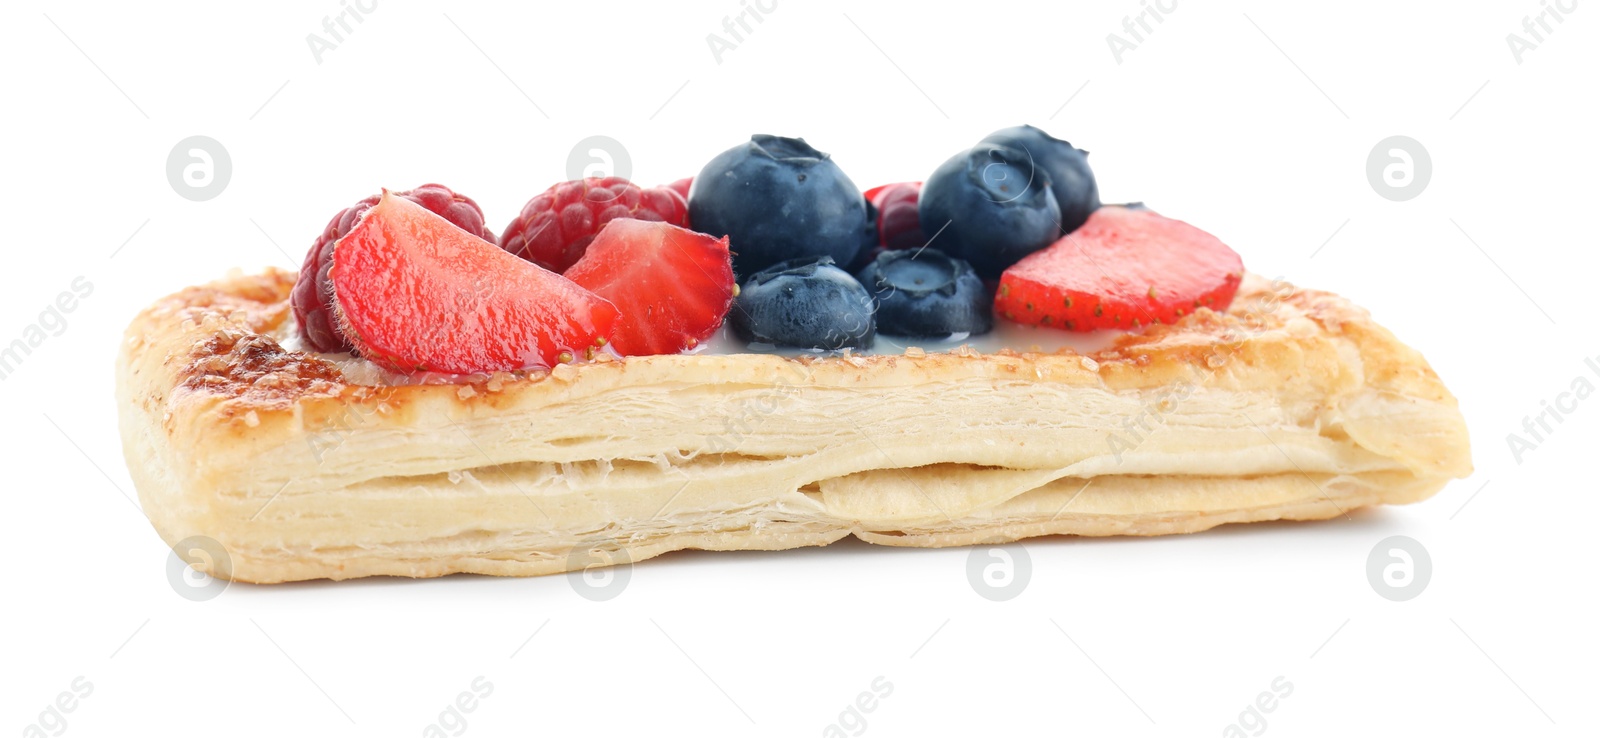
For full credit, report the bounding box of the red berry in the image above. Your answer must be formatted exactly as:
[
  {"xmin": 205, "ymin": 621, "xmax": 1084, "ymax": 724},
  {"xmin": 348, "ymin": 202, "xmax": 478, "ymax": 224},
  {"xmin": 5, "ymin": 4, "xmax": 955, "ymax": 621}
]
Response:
[
  {"xmin": 564, "ymin": 219, "xmax": 734, "ymax": 356},
  {"xmin": 500, "ymin": 177, "xmax": 688, "ymax": 274},
  {"xmin": 994, "ymin": 207, "xmax": 1243, "ymax": 331},
  {"xmin": 665, "ymin": 177, "xmax": 694, "ymax": 227},
  {"xmin": 666, "ymin": 177, "xmax": 693, "ymax": 201},
  {"xmin": 330, "ymin": 192, "xmax": 618, "ymax": 374},
  {"xmin": 292, "ymin": 184, "xmax": 496, "ymax": 353},
  {"xmin": 865, "ymin": 181, "xmax": 925, "ymax": 251}
]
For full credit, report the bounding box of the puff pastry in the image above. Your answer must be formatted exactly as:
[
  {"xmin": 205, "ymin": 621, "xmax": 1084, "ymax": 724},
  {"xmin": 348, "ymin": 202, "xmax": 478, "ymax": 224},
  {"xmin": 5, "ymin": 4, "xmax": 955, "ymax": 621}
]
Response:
[{"xmin": 116, "ymin": 268, "xmax": 1470, "ymax": 582}]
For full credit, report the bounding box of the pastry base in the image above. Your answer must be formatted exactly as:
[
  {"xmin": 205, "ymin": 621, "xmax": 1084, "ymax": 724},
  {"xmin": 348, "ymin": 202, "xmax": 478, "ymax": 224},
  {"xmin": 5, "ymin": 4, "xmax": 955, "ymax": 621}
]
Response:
[{"xmin": 116, "ymin": 268, "xmax": 1471, "ymax": 582}]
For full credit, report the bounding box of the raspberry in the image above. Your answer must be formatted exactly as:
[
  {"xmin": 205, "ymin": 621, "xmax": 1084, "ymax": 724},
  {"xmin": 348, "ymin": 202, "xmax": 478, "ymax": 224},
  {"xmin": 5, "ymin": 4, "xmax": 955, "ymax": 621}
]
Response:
[
  {"xmin": 291, "ymin": 184, "xmax": 496, "ymax": 353},
  {"xmin": 665, "ymin": 177, "xmax": 694, "ymax": 227},
  {"xmin": 666, "ymin": 177, "xmax": 693, "ymax": 201},
  {"xmin": 499, "ymin": 177, "xmax": 688, "ymax": 273},
  {"xmin": 867, "ymin": 181, "xmax": 925, "ymax": 251}
]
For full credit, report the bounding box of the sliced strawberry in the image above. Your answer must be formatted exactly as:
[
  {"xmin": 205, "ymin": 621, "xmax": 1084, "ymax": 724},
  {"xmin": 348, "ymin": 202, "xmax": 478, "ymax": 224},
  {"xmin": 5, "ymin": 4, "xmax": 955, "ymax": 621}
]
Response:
[
  {"xmin": 564, "ymin": 219, "xmax": 734, "ymax": 356},
  {"xmin": 330, "ymin": 192, "xmax": 618, "ymax": 373},
  {"xmin": 994, "ymin": 207, "xmax": 1243, "ymax": 331}
]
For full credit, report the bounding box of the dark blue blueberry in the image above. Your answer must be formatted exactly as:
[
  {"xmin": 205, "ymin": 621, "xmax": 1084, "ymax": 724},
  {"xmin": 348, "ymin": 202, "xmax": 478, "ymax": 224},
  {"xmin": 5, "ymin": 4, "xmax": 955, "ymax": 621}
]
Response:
[
  {"xmin": 979, "ymin": 125, "xmax": 1100, "ymax": 234},
  {"xmin": 730, "ymin": 256, "xmax": 875, "ymax": 350},
  {"xmin": 918, "ymin": 144, "xmax": 1062, "ymax": 278},
  {"xmin": 688, "ymin": 135, "xmax": 871, "ymax": 275},
  {"xmin": 854, "ymin": 198, "xmax": 881, "ymax": 267},
  {"xmin": 855, "ymin": 249, "xmax": 992, "ymax": 338}
]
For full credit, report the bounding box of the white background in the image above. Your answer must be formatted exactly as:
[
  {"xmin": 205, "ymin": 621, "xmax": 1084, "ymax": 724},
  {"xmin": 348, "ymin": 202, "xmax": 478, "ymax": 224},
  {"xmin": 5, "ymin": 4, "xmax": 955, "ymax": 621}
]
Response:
[{"xmin": 2, "ymin": 1, "xmax": 1595, "ymax": 735}]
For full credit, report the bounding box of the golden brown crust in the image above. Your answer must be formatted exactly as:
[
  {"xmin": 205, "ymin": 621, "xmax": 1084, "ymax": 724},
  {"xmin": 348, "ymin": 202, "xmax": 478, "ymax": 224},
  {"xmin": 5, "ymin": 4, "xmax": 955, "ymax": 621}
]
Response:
[{"xmin": 116, "ymin": 268, "xmax": 1471, "ymax": 582}]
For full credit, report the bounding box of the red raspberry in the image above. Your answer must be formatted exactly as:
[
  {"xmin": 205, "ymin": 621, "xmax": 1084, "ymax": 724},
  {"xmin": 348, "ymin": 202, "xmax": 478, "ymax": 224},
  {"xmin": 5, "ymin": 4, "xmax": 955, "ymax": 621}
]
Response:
[
  {"xmin": 291, "ymin": 184, "xmax": 497, "ymax": 353},
  {"xmin": 665, "ymin": 177, "xmax": 694, "ymax": 227},
  {"xmin": 864, "ymin": 181, "xmax": 926, "ymax": 251},
  {"xmin": 666, "ymin": 177, "xmax": 693, "ymax": 201},
  {"xmin": 499, "ymin": 177, "xmax": 688, "ymax": 273}
]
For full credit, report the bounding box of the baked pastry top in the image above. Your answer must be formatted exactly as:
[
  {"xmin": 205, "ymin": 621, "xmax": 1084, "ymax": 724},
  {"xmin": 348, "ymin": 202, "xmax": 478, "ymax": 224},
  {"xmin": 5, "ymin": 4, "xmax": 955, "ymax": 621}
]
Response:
[{"xmin": 117, "ymin": 267, "xmax": 1471, "ymax": 582}]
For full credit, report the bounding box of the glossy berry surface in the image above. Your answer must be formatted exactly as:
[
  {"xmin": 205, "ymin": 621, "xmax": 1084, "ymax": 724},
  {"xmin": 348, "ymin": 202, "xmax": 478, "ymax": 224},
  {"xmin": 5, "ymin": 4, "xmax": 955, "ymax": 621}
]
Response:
[
  {"xmin": 500, "ymin": 177, "xmax": 688, "ymax": 274},
  {"xmin": 564, "ymin": 219, "xmax": 735, "ymax": 356},
  {"xmin": 864, "ymin": 181, "xmax": 926, "ymax": 251},
  {"xmin": 330, "ymin": 192, "xmax": 618, "ymax": 374},
  {"xmin": 292, "ymin": 183, "xmax": 496, "ymax": 353},
  {"xmin": 979, "ymin": 124, "xmax": 1100, "ymax": 234},
  {"xmin": 856, "ymin": 249, "xmax": 991, "ymax": 338},
  {"xmin": 688, "ymin": 135, "xmax": 873, "ymax": 275},
  {"xmin": 918, "ymin": 145, "xmax": 1062, "ymax": 279},
  {"xmin": 995, "ymin": 206, "xmax": 1243, "ymax": 331},
  {"xmin": 729, "ymin": 256, "xmax": 875, "ymax": 350},
  {"xmin": 666, "ymin": 177, "xmax": 693, "ymax": 201}
]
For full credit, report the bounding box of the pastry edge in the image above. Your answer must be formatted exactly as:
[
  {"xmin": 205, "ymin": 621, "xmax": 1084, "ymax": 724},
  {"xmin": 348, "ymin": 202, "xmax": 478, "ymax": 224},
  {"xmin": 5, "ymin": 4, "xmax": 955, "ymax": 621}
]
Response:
[{"xmin": 115, "ymin": 268, "xmax": 1473, "ymax": 583}]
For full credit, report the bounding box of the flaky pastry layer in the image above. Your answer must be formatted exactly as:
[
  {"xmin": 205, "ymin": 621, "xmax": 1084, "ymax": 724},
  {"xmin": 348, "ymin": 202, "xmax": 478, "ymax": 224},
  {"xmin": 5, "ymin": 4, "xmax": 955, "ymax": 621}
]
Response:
[{"xmin": 115, "ymin": 268, "xmax": 1470, "ymax": 582}]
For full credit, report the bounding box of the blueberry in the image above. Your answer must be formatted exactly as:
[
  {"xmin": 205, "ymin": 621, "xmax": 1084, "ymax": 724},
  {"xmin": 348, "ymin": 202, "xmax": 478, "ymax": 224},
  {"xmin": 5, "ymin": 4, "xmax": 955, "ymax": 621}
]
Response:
[
  {"xmin": 918, "ymin": 144, "xmax": 1062, "ymax": 278},
  {"xmin": 979, "ymin": 125, "xmax": 1100, "ymax": 234},
  {"xmin": 730, "ymin": 256, "xmax": 875, "ymax": 350},
  {"xmin": 689, "ymin": 135, "xmax": 871, "ymax": 275},
  {"xmin": 856, "ymin": 249, "xmax": 992, "ymax": 338}
]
